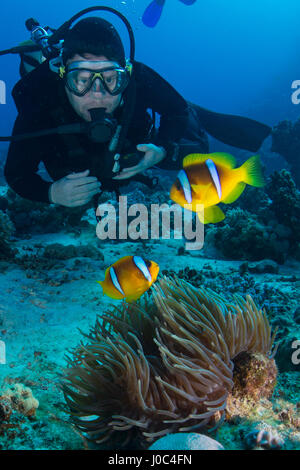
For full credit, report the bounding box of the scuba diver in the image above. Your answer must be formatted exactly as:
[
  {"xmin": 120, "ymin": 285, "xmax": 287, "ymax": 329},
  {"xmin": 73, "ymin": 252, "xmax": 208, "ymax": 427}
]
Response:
[{"xmin": 1, "ymin": 7, "xmax": 271, "ymax": 209}]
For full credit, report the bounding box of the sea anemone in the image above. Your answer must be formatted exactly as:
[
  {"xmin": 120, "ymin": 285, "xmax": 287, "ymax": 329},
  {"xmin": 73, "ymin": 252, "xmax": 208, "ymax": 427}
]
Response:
[{"xmin": 62, "ymin": 277, "xmax": 278, "ymax": 448}]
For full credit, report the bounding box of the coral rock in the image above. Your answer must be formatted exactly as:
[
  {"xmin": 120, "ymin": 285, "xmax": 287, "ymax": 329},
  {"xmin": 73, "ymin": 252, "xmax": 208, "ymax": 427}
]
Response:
[
  {"xmin": 229, "ymin": 352, "xmax": 277, "ymax": 401},
  {"xmin": 245, "ymin": 428, "xmax": 284, "ymax": 450},
  {"xmin": 0, "ymin": 397, "xmax": 13, "ymax": 422},
  {"xmin": 248, "ymin": 259, "xmax": 279, "ymax": 274},
  {"xmin": 148, "ymin": 433, "xmax": 224, "ymax": 450},
  {"xmin": 1, "ymin": 384, "xmax": 39, "ymax": 418},
  {"xmin": 42, "ymin": 243, "xmax": 104, "ymax": 261}
]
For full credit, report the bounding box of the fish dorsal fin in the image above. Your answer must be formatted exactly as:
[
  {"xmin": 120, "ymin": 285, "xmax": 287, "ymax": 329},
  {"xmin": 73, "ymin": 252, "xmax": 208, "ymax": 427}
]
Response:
[
  {"xmin": 208, "ymin": 152, "xmax": 236, "ymax": 168},
  {"xmin": 197, "ymin": 205, "xmax": 225, "ymax": 224},
  {"xmin": 183, "ymin": 153, "xmax": 210, "ymax": 168},
  {"xmin": 183, "ymin": 152, "xmax": 236, "ymax": 169},
  {"xmin": 191, "ymin": 183, "xmax": 212, "ymax": 199},
  {"xmin": 102, "ymin": 266, "xmax": 111, "ymax": 282},
  {"xmin": 222, "ymin": 182, "xmax": 246, "ymax": 204}
]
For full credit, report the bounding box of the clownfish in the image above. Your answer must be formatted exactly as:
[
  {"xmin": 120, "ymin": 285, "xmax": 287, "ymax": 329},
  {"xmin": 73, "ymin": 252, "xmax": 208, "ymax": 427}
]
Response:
[
  {"xmin": 170, "ymin": 152, "xmax": 265, "ymax": 224},
  {"xmin": 98, "ymin": 255, "xmax": 159, "ymax": 302}
]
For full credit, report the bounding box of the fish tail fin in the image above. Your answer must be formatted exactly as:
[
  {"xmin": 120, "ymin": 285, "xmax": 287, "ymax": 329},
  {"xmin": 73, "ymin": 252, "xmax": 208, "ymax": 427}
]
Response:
[
  {"xmin": 179, "ymin": 0, "xmax": 197, "ymax": 4},
  {"xmin": 142, "ymin": 1, "xmax": 165, "ymax": 28},
  {"xmin": 241, "ymin": 155, "xmax": 265, "ymax": 187},
  {"xmin": 197, "ymin": 205, "xmax": 225, "ymax": 224}
]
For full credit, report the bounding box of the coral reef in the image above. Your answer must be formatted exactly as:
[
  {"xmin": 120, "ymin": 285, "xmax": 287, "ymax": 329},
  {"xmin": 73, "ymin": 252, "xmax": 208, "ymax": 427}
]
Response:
[
  {"xmin": 0, "ymin": 147, "xmax": 7, "ymax": 185},
  {"xmin": 246, "ymin": 260, "xmax": 279, "ymax": 274},
  {"xmin": 275, "ymin": 330, "xmax": 300, "ymax": 372},
  {"xmin": 225, "ymin": 352, "xmax": 278, "ymax": 422},
  {"xmin": 0, "ymin": 396, "xmax": 13, "ymax": 423},
  {"xmin": 41, "ymin": 243, "xmax": 104, "ymax": 261},
  {"xmin": 271, "ymin": 119, "xmax": 300, "ymax": 187},
  {"xmin": 294, "ymin": 307, "xmax": 300, "ymax": 324},
  {"xmin": 230, "ymin": 352, "xmax": 277, "ymax": 402},
  {"xmin": 265, "ymin": 170, "xmax": 300, "ymax": 260},
  {"xmin": 1, "ymin": 180, "xmax": 167, "ymax": 238},
  {"xmin": 62, "ymin": 276, "xmax": 278, "ymax": 449},
  {"xmin": 208, "ymin": 169, "xmax": 300, "ymax": 263},
  {"xmin": 211, "ymin": 208, "xmax": 281, "ymax": 262},
  {"xmin": 244, "ymin": 428, "xmax": 284, "ymax": 450},
  {"xmin": 1, "ymin": 383, "xmax": 39, "ymax": 418},
  {"xmin": 0, "ymin": 383, "xmax": 39, "ymax": 447},
  {"xmin": 4, "ymin": 189, "xmax": 88, "ymax": 235},
  {"xmin": 0, "ymin": 209, "xmax": 16, "ymax": 260},
  {"xmin": 0, "ymin": 378, "xmax": 86, "ymax": 450},
  {"xmin": 16, "ymin": 242, "xmax": 104, "ymax": 274}
]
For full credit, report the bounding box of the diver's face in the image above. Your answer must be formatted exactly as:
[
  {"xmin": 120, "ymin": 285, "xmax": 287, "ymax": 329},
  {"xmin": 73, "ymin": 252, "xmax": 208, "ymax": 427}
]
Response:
[{"xmin": 65, "ymin": 54, "xmax": 122, "ymax": 121}]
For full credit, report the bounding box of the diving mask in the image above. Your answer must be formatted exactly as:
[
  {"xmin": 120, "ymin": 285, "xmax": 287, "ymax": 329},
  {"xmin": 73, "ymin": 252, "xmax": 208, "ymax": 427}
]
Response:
[{"xmin": 62, "ymin": 60, "xmax": 130, "ymax": 96}]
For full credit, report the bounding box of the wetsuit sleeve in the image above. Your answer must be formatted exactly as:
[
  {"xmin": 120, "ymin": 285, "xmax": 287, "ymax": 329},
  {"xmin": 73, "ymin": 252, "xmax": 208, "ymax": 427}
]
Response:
[{"xmin": 4, "ymin": 113, "xmax": 53, "ymax": 203}]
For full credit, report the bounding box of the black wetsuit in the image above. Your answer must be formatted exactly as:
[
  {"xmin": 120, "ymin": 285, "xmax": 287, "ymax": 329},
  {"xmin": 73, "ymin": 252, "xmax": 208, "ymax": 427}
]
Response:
[{"xmin": 4, "ymin": 60, "xmax": 271, "ymax": 203}]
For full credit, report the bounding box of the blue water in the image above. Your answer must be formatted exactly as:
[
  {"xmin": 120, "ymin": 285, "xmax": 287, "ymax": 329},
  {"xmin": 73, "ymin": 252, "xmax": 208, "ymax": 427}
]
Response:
[{"xmin": 0, "ymin": 0, "xmax": 300, "ymax": 140}]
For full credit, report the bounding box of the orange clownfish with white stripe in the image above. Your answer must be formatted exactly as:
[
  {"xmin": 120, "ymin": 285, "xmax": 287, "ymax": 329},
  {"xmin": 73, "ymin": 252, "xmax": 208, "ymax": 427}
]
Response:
[
  {"xmin": 98, "ymin": 255, "xmax": 159, "ymax": 302},
  {"xmin": 170, "ymin": 152, "xmax": 265, "ymax": 224}
]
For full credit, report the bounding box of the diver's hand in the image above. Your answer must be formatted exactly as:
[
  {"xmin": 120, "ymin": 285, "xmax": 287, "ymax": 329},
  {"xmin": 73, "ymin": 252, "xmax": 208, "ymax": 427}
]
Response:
[
  {"xmin": 49, "ymin": 170, "xmax": 101, "ymax": 207},
  {"xmin": 112, "ymin": 144, "xmax": 166, "ymax": 180}
]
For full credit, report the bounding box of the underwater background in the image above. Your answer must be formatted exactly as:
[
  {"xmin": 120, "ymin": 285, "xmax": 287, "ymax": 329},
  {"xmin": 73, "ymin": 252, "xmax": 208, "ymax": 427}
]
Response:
[{"xmin": 0, "ymin": 0, "xmax": 299, "ymax": 451}]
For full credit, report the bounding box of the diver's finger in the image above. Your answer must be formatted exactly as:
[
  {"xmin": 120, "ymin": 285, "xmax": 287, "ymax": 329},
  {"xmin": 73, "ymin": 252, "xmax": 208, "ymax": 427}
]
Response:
[
  {"xmin": 136, "ymin": 144, "xmax": 151, "ymax": 152},
  {"xmin": 123, "ymin": 164, "xmax": 143, "ymax": 173},
  {"xmin": 68, "ymin": 198, "xmax": 91, "ymax": 207},
  {"xmin": 113, "ymin": 165, "xmax": 147, "ymax": 180},
  {"xmin": 74, "ymin": 181, "xmax": 101, "ymax": 193},
  {"xmin": 72, "ymin": 189, "xmax": 100, "ymax": 200},
  {"xmin": 73, "ymin": 188, "xmax": 100, "ymax": 201},
  {"xmin": 113, "ymin": 172, "xmax": 139, "ymax": 180},
  {"xmin": 113, "ymin": 170, "xmax": 135, "ymax": 180},
  {"xmin": 74, "ymin": 186, "xmax": 101, "ymax": 197},
  {"xmin": 66, "ymin": 170, "xmax": 90, "ymax": 179},
  {"xmin": 72, "ymin": 176, "xmax": 100, "ymax": 187}
]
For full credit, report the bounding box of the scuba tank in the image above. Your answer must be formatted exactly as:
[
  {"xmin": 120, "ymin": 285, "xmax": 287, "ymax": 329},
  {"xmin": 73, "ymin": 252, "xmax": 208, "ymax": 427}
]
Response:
[
  {"xmin": 18, "ymin": 39, "xmax": 45, "ymax": 77},
  {"xmin": 18, "ymin": 18, "xmax": 59, "ymax": 77}
]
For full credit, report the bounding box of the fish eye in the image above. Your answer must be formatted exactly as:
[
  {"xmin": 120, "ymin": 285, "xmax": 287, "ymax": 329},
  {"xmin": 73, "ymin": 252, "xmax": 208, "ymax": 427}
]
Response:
[{"xmin": 144, "ymin": 259, "xmax": 151, "ymax": 268}]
